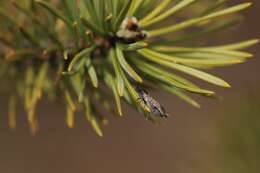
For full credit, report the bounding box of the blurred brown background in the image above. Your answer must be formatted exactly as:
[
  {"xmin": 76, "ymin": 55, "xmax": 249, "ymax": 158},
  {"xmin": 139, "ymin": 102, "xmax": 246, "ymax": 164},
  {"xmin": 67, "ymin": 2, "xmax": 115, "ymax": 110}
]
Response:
[{"xmin": 0, "ymin": 0, "xmax": 259, "ymax": 173}]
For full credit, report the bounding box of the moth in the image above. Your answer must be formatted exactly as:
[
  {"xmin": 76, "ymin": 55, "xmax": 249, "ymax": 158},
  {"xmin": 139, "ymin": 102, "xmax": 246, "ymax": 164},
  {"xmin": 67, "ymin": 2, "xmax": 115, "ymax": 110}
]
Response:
[
  {"xmin": 136, "ymin": 86, "xmax": 169, "ymax": 118},
  {"xmin": 116, "ymin": 17, "xmax": 148, "ymax": 43}
]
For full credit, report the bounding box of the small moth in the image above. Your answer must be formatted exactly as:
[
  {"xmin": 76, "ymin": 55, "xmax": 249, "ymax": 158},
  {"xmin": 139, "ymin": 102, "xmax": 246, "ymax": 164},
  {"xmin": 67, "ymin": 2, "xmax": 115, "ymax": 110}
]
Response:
[
  {"xmin": 116, "ymin": 16, "xmax": 148, "ymax": 43},
  {"xmin": 136, "ymin": 86, "xmax": 169, "ymax": 118}
]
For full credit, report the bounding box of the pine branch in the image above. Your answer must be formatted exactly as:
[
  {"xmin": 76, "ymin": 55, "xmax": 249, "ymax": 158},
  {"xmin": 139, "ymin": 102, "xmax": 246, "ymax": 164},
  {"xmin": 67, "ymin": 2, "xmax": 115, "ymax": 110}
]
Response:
[{"xmin": 0, "ymin": 0, "xmax": 258, "ymax": 136}]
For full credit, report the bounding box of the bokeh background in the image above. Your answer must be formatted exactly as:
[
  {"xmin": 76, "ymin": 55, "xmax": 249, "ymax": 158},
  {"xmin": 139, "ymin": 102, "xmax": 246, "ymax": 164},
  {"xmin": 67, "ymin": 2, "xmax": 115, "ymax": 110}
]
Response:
[{"xmin": 0, "ymin": 0, "xmax": 259, "ymax": 173}]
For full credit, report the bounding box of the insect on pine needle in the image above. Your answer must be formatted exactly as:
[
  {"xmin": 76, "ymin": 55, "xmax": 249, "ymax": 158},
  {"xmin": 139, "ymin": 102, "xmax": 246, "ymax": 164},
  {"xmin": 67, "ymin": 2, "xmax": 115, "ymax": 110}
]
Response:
[{"xmin": 136, "ymin": 85, "xmax": 169, "ymax": 119}]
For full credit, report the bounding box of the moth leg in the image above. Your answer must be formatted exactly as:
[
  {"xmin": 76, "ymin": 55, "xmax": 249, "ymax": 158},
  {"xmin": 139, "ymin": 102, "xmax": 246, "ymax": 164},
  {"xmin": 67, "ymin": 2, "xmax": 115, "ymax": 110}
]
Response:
[
  {"xmin": 137, "ymin": 97, "xmax": 143, "ymax": 102},
  {"xmin": 137, "ymin": 97, "xmax": 147, "ymax": 105}
]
